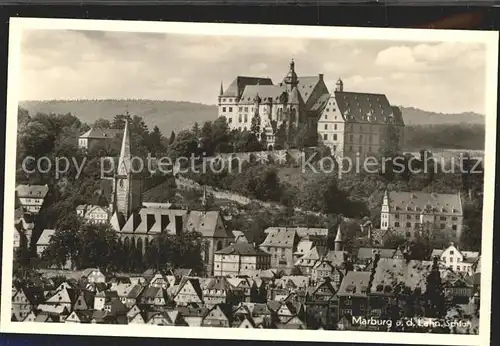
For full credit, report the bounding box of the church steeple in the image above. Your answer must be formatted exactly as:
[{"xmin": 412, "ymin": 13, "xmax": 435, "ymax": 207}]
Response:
[
  {"xmin": 114, "ymin": 118, "xmax": 143, "ymax": 220},
  {"xmin": 117, "ymin": 119, "xmax": 131, "ymax": 177},
  {"xmin": 219, "ymin": 81, "xmax": 224, "ymax": 96},
  {"xmin": 334, "ymin": 225, "xmax": 343, "ymax": 251},
  {"xmin": 283, "ymin": 58, "xmax": 298, "ymax": 91}
]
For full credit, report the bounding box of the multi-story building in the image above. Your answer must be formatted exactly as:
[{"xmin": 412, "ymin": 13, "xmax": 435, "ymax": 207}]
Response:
[
  {"xmin": 213, "ymin": 243, "xmax": 271, "ymax": 277},
  {"xmin": 218, "ymin": 60, "xmax": 329, "ymax": 149},
  {"xmin": 317, "ymin": 80, "xmax": 405, "ymax": 159},
  {"xmin": 78, "ymin": 127, "xmax": 122, "ymax": 151},
  {"xmin": 431, "ymin": 243, "xmax": 479, "ymax": 275},
  {"xmin": 35, "ymin": 229, "xmax": 55, "ymax": 257},
  {"xmin": 380, "ymin": 190, "xmax": 463, "ymax": 241},
  {"xmin": 15, "ymin": 184, "xmax": 49, "ymax": 215},
  {"xmin": 259, "ymin": 228, "xmax": 299, "ymax": 272},
  {"xmin": 76, "ymin": 205, "xmax": 109, "ymax": 225}
]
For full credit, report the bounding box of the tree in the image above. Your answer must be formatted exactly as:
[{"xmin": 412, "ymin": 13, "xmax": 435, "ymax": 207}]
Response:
[
  {"xmin": 250, "ymin": 283, "xmax": 259, "ymax": 302},
  {"xmin": 250, "ymin": 114, "xmax": 261, "ymax": 136},
  {"xmin": 93, "ymin": 118, "xmax": 111, "ymax": 129},
  {"xmin": 169, "ymin": 131, "xmax": 176, "ymax": 145},
  {"xmin": 148, "ymin": 125, "xmax": 164, "ymax": 155},
  {"xmin": 425, "ymin": 257, "xmax": 446, "ymax": 318},
  {"xmin": 274, "ymin": 122, "xmax": 287, "ymax": 150}
]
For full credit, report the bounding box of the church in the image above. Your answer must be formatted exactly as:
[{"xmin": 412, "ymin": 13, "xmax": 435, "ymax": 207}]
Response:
[{"xmin": 108, "ymin": 120, "xmax": 234, "ymax": 275}]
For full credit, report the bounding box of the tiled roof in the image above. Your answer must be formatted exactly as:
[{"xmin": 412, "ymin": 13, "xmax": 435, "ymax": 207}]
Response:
[
  {"xmin": 387, "ymin": 191, "xmax": 463, "ymax": 215},
  {"xmin": 297, "ymin": 75, "xmax": 321, "ymax": 104},
  {"xmin": 357, "ymin": 247, "xmax": 398, "ymax": 261},
  {"xmin": 205, "ymin": 277, "xmax": 233, "ymax": 291},
  {"xmin": 16, "ymin": 184, "xmax": 49, "ymax": 198},
  {"xmin": 36, "ymin": 229, "xmax": 55, "ymax": 246},
  {"xmin": 186, "ymin": 211, "xmax": 231, "ymax": 238},
  {"xmin": 239, "ymin": 85, "xmax": 285, "ymax": 104},
  {"xmin": 325, "ymin": 250, "xmax": 347, "ymax": 267},
  {"xmin": 309, "ymin": 93, "xmax": 330, "ymax": 113},
  {"xmin": 260, "ymin": 228, "xmax": 297, "ymax": 248},
  {"xmin": 334, "ymin": 91, "xmax": 404, "ymax": 125},
  {"xmin": 295, "ymin": 227, "xmax": 329, "ymax": 239},
  {"xmin": 222, "ymin": 76, "xmax": 273, "ymax": 97},
  {"xmin": 79, "ymin": 128, "xmax": 122, "ymax": 139},
  {"xmin": 370, "ymin": 258, "xmax": 433, "ymax": 294},
  {"xmin": 215, "ymin": 243, "xmax": 270, "ymax": 256},
  {"xmin": 294, "ymin": 240, "xmax": 314, "ymax": 256},
  {"xmin": 337, "ymin": 271, "xmax": 371, "ymax": 297},
  {"xmin": 76, "ymin": 204, "xmax": 108, "ymax": 214}
]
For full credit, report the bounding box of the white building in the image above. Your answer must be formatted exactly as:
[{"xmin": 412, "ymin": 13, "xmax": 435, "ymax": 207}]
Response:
[
  {"xmin": 213, "ymin": 243, "xmax": 271, "ymax": 277},
  {"xmin": 15, "ymin": 184, "xmax": 49, "ymax": 215},
  {"xmin": 76, "ymin": 205, "xmax": 109, "ymax": 225},
  {"xmin": 431, "ymin": 243, "xmax": 479, "ymax": 275},
  {"xmin": 381, "ymin": 190, "xmax": 463, "ymax": 241}
]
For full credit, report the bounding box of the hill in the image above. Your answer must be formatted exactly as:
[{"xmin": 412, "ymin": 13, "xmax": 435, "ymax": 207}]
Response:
[
  {"xmin": 399, "ymin": 106, "xmax": 484, "ymax": 126},
  {"xmin": 19, "ymin": 100, "xmax": 485, "ymax": 136},
  {"xmin": 19, "ymin": 99, "xmax": 218, "ymax": 136}
]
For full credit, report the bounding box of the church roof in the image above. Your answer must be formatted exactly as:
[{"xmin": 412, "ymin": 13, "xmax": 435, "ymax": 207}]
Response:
[
  {"xmin": 297, "ymin": 75, "xmax": 321, "ymax": 104},
  {"xmin": 186, "ymin": 210, "xmax": 231, "ymax": 238},
  {"xmin": 387, "ymin": 191, "xmax": 462, "ymax": 215},
  {"xmin": 117, "ymin": 120, "xmax": 131, "ymax": 177},
  {"xmin": 222, "ymin": 76, "xmax": 273, "ymax": 97},
  {"xmin": 334, "ymin": 91, "xmax": 403, "ymax": 125}
]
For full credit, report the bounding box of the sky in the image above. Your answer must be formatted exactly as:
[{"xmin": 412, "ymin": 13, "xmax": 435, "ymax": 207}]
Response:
[{"xmin": 19, "ymin": 29, "xmax": 487, "ymax": 114}]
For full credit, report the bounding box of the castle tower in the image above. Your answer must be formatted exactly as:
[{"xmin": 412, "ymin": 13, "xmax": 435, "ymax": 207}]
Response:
[
  {"xmin": 114, "ymin": 120, "xmax": 143, "ymax": 220},
  {"xmin": 335, "ymin": 77, "xmax": 344, "ymax": 92},
  {"xmin": 334, "ymin": 225, "xmax": 343, "ymax": 251},
  {"xmin": 283, "ymin": 59, "xmax": 298, "ymax": 92}
]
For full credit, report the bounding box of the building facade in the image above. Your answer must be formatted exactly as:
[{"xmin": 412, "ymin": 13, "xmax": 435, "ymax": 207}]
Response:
[
  {"xmin": 78, "ymin": 128, "xmax": 122, "ymax": 151},
  {"xmin": 432, "ymin": 243, "xmax": 479, "ymax": 275},
  {"xmin": 213, "ymin": 243, "xmax": 271, "ymax": 276},
  {"xmin": 76, "ymin": 205, "xmax": 109, "ymax": 225},
  {"xmin": 218, "ymin": 60, "xmax": 329, "ymax": 149},
  {"xmin": 317, "ymin": 80, "xmax": 405, "ymax": 159},
  {"xmin": 380, "ymin": 190, "xmax": 464, "ymax": 241},
  {"xmin": 15, "ymin": 184, "xmax": 49, "ymax": 215}
]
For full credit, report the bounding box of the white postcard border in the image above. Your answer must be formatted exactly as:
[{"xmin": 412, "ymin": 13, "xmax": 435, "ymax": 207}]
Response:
[{"xmin": 1, "ymin": 17, "xmax": 497, "ymax": 346}]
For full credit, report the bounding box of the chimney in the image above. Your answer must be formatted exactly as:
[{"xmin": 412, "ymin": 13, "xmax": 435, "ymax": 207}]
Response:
[{"xmin": 319, "ymin": 73, "xmax": 324, "ymax": 81}]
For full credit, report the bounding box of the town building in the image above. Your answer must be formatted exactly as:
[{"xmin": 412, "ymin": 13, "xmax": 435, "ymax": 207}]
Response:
[
  {"xmin": 213, "ymin": 243, "xmax": 271, "ymax": 277},
  {"xmin": 15, "ymin": 184, "xmax": 49, "ymax": 215},
  {"xmin": 78, "ymin": 127, "xmax": 122, "ymax": 151},
  {"xmin": 259, "ymin": 228, "xmax": 299, "ymax": 272},
  {"xmin": 431, "ymin": 243, "xmax": 479, "ymax": 275},
  {"xmin": 317, "ymin": 80, "xmax": 405, "ymax": 159},
  {"xmin": 218, "ymin": 60, "xmax": 329, "ymax": 149},
  {"xmin": 76, "ymin": 205, "xmax": 109, "ymax": 225},
  {"xmin": 109, "ymin": 121, "xmax": 234, "ymax": 275},
  {"xmin": 380, "ymin": 190, "xmax": 464, "ymax": 241},
  {"xmin": 35, "ymin": 229, "xmax": 55, "ymax": 257}
]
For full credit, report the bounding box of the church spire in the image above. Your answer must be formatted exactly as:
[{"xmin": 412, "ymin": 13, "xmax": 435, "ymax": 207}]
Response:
[
  {"xmin": 219, "ymin": 81, "xmax": 224, "ymax": 96},
  {"xmin": 334, "ymin": 225, "xmax": 343, "ymax": 251},
  {"xmin": 117, "ymin": 119, "xmax": 131, "ymax": 177}
]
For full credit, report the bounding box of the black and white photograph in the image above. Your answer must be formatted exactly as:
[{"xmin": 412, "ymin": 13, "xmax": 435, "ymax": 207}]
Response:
[{"xmin": 1, "ymin": 18, "xmax": 497, "ymax": 345}]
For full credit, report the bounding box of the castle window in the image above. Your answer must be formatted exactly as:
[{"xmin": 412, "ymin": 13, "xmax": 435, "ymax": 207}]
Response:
[
  {"xmin": 406, "ymin": 222, "xmax": 411, "ymax": 227},
  {"xmin": 323, "ymin": 134, "xmax": 328, "ymax": 141},
  {"xmin": 325, "ymin": 114, "xmax": 328, "ymax": 120},
  {"xmin": 244, "ymin": 107, "xmax": 248, "ymax": 112},
  {"xmin": 244, "ymin": 114, "xmax": 248, "ymax": 122},
  {"xmin": 324, "ymin": 124, "xmax": 328, "ymax": 130},
  {"xmin": 238, "ymin": 115, "xmax": 242, "ymax": 123},
  {"xmin": 228, "ymin": 107, "xmax": 233, "ymax": 112},
  {"xmin": 333, "ymin": 145, "xmax": 336, "ymax": 151},
  {"xmin": 395, "ymin": 222, "xmax": 400, "ymax": 227},
  {"xmin": 239, "ymin": 107, "xmax": 242, "ymax": 112},
  {"xmin": 334, "ymin": 124, "xmax": 337, "ymax": 130},
  {"xmin": 440, "ymin": 224, "xmax": 446, "ymax": 229},
  {"xmin": 326, "ymin": 108, "xmax": 329, "ymax": 112},
  {"xmin": 222, "ymin": 107, "xmax": 226, "ymax": 112},
  {"xmin": 333, "ymin": 134, "xmax": 337, "ymax": 141}
]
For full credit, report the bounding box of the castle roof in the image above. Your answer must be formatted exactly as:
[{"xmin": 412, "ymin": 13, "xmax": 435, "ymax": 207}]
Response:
[
  {"xmin": 334, "ymin": 91, "xmax": 404, "ymax": 126},
  {"xmin": 370, "ymin": 258, "xmax": 433, "ymax": 294},
  {"xmin": 387, "ymin": 191, "xmax": 463, "ymax": 215},
  {"xmin": 16, "ymin": 184, "xmax": 49, "ymax": 198},
  {"xmin": 337, "ymin": 271, "xmax": 371, "ymax": 297},
  {"xmin": 239, "ymin": 85, "xmax": 285, "ymax": 104},
  {"xmin": 222, "ymin": 76, "xmax": 273, "ymax": 98},
  {"xmin": 297, "ymin": 75, "xmax": 322, "ymax": 104}
]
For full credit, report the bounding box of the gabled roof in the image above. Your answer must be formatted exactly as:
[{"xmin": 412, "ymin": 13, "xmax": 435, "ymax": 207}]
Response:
[
  {"xmin": 357, "ymin": 247, "xmax": 398, "ymax": 261},
  {"xmin": 216, "ymin": 243, "xmax": 270, "ymax": 256},
  {"xmin": 36, "ymin": 229, "xmax": 55, "ymax": 246},
  {"xmin": 16, "ymin": 184, "xmax": 49, "ymax": 198},
  {"xmin": 205, "ymin": 277, "xmax": 233, "ymax": 291},
  {"xmin": 337, "ymin": 271, "xmax": 371, "ymax": 297},
  {"xmin": 186, "ymin": 211, "xmax": 231, "ymax": 238},
  {"xmin": 222, "ymin": 76, "xmax": 273, "ymax": 97},
  {"xmin": 370, "ymin": 259, "xmax": 433, "ymax": 294},
  {"xmin": 260, "ymin": 228, "xmax": 297, "ymax": 248},
  {"xmin": 334, "ymin": 91, "xmax": 403, "ymax": 125},
  {"xmin": 79, "ymin": 128, "xmax": 122, "ymax": 139},
  {"xmin": 387, "ymin": 191, "xmax": 462, "ymax": 215},
  {"xmin": 76, "ymin": 204, "xmax": 108, "ymax": 215}
]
